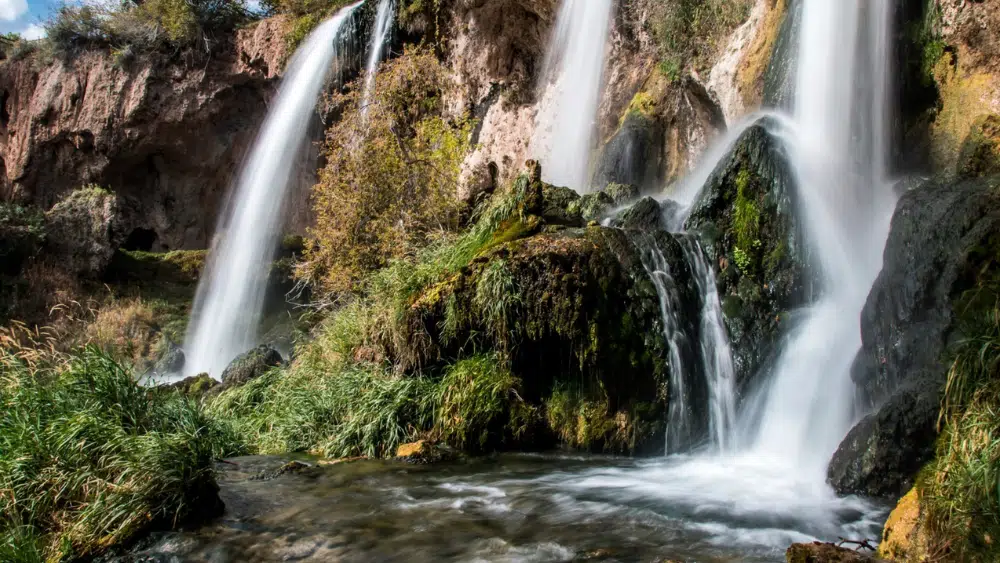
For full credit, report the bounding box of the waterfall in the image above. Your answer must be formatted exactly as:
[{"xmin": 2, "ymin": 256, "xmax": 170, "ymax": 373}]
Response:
[
  {"xmin": 530, "ymin": 0, "xmax": 613, "ymax": 191},
  {"xmin": 182, "ymin": 1, "xmax": 365, "ymax": 379},
  {"xmin": 638, "ymin": 235, "xmax": 696, "ymax": 453},
  {"xmin": 361, "ymin": 0, "xmax": 394, "ymax": 119},
  {"xmin": 678, "ymin": 236, "xmax": 738, "ymax": 452},
  {"xmin": 748, "ymin": 0, "xmax": 896, "ymax": 472}
]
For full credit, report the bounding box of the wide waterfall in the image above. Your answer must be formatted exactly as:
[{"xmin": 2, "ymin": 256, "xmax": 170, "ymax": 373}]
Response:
[
  {"xmin": 530, "ymin": 0, "xmax": 613, "ymax": 191},
  {"xmin": 182, "ymin": 1, "xmax": 365, "ymax": 379},
  {"xmin": 361, "ymin": 0, "xmax": 394, "ymax": 119}
]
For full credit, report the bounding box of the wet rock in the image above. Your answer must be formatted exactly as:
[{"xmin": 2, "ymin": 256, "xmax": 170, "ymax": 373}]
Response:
[
  {"xmin": 786, "ymin": 542, "xmax": 883, "ymax": 562},
  {"xmin": 394, "ymin": 440, "xmax": 455, "ymax": 464},
  {"xmin": 154, "ymin": 342, "xmax": 186, "ymax": 375},
  {"xmin": 251, "ymin": 460, "xmax": 313, "ymax": 481},
  {"xmin": 762, "ymin": 0, "xmax": 802, "ymax": 109},
  {"xmin": 684, "ymin": 119, "xmax": 813, "ymax": 389},
  {"xmin": 541, "ymin": 184, "xmax": 584, "ymax": 227},
  {"xmin": 877, "ymin": 487, "xmax": 928, "ymax": 561},
  {"xmin": 613, "ymin": 197, "xmax": 669, "ymax": 232},
  {"xmin": 593, "ymin": 111, "xmax": 663, "ymax": 191},
  {"xmin": 831, "ymin": 176, "xmax": 1000, "ymax": 497},
  {"xmin": 220, "ymin": 345, "xmax": 284, "ymax": 387}
]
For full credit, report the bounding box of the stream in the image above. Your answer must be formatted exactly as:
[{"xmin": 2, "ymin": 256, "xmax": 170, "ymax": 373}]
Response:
[{"xmin": 126, "ymin": 454, "xmax": 888, "ymax": 562}]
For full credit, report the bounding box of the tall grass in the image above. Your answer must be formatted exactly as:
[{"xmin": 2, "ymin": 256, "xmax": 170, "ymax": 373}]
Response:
[
  {"xmin": 921, "ymin": 283, "xmax": 1000, "ymax": 561},
  {"xmin": 0, "ymin": 346, "xmax": 241, "ymax": 561}
]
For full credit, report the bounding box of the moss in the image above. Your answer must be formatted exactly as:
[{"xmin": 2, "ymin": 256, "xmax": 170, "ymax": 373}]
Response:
[
  {"xmin": 732, "ymin": 168, "xmax": 762, "ymax": 270},
  {"xmin": 879, "ymin": 487, "xmax": 928, "ymax": 561},
  {"xmin": 928, "ymin": 44, "xmax": 997, "ymax": 175},
  {"xmin": 722, "ymin": 295, "xmax": 743, "ymax": 319},
  {"xmin": 624, "ymin": 90, "xmax": 657, "ymax": 122},
  {"xmin": 106, "ymin": 249, "xmax": 207, "ymax": 285}
]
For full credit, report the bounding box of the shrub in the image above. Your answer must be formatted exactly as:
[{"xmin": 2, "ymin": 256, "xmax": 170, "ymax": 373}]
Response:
[
  {"xmin": 652, "ymin": 0, "xmax": 754, "ymax": 74},
  {"xmin": 0, "ymin": 347, "xmax": 241, "ymax": 561},
  {"xmin": 299, "ymin": 47, "xmax": 473, "ymax": 295}
]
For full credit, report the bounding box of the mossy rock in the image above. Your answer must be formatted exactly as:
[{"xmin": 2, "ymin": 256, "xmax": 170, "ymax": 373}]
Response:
[
  {"xmin": 394, "ymin": 226, "xmax": 707, "ymax": 454},
  {"xmin": 220, "ymin": 345, "xmax": 284, "ymax": 387},
  {"xmin": 166, "ymin": 373, "xmax": 219, "ymax": 399},
  {"xmin": 684, "ymin": 119, "xmax": 813, "ymax": 389},
  {"xmin": 957, "ymin": 114, "xmax": 1000, "ymax": 180},
  {"xmin": 105, "ymin": 249, "xmax": 207, "ymax": 285},
  {"xmin": 786, "ymin": 542, "xmax": 882, "ymax": 562}
]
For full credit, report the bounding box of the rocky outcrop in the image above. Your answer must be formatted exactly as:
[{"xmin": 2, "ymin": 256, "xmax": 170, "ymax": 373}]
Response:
[
  {"xmin": 0, "ymin": 18, "xmax": 291, "ymax": 251},
  {"xmin": 594, "ymin": 75, "xmax": 725, "ymax": 192},
  {"xmin": 44, "ymin": 187, "xmax": 131, "ymax": 277},
  {"xmin": 829, "ymin": 175, "xmax": 1000, "ymax": 497},
  {"xmin": 786, "ymin": 542, "xmax": 884, "ymax": 563},
  {"xmin": 684, "ymin": 119, "xmax": 813, "ymax": 388}
]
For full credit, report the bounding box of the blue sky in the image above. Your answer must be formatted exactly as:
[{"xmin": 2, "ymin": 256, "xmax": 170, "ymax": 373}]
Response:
[{"xmin": 0, "ymin": 0, "xmax": 57, "ymax": 39}]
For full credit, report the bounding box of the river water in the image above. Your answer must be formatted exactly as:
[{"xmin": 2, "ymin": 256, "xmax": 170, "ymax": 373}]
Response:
[{"xmin": 129, "ymin": 454, "xmax": 887, "ymax": 563}]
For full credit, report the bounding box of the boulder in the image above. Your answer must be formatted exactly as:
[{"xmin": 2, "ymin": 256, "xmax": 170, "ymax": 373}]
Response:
[
  {"xmin": 220, "ymin": 345, "xmax": 284, "ymax": 387},
  {"xmin": 153, "ymin": 342, "xmax": 186, "ymax": 375},
  {"xmin": 829, "ymin": 176, "xmax": 1000, "ymax": 497},
  {"xmin": 44, "ymin": 187, "xmax": 131, "ymax": 277},
  {"xmin": 877, "ymin": 487, "xmax": 929, "ymax": 561},
  {"xmin": 684, "ymin": 119, "xmax": 813, "ymax": 389},
  {"xmin": 167, "ymin": 373, "xmax": 219, "ymax": 399},
  {"xmin": 394, "ymin": 440, "xmax": 455, "ymax": 463},
  {"xmin": 592, "ymin": 110, "xmax": 663, "ymax": 191}
]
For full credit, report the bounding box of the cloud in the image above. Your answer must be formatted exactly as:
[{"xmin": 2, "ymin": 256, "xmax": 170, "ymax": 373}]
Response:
[
  {"xmin": 0, "ymin": 0, "xmax": 28, "ymax": 22},
  {"xmin": 20, "ymin": 23, "xmax": 45, "ymax": 40}
]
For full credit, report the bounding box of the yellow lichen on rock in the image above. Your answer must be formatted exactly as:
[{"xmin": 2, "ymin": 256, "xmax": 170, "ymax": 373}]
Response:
[
  {"xmin": 878, "ymin": 487, "xmax": 928, "ymax": 562},
  {"xmin": 737, "ymin": 0, "xmax": 787, "ymax": 108},
  {"xmin": 928, "ymin": 45, "xmax": 1000, "ymax": 175}
]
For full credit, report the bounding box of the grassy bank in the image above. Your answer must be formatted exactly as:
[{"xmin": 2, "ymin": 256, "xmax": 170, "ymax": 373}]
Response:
[{"xmin": 0, "ymin": 346, "xmax": 241, "ymax": 561}]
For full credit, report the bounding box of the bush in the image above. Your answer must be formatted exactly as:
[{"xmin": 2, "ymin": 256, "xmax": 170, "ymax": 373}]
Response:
[
  {"xmin": 299, "ymin": 47, "xmax": 473, "ymax": 295},
  {"xmin": 0, "ymin": 347, "xmax": 241, "ymax": 561},
  {"xmin": 45, "ymin": 0, "xmax": 253, "ymax": 55},
  {"xmin": 652, "ymin": 0, "xmax": 754, "ymax": 74}
]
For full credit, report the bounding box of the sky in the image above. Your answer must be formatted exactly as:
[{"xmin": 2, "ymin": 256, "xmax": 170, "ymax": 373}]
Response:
[{"xmin": 0, "ymin": 0, "xmax": 55, "ymax": 39}]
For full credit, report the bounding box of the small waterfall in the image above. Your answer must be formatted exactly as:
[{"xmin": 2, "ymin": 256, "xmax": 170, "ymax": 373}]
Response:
[
  {"xmin": 182, "ymin": 1, "xmax": 365, "ymax": 379},
  {"xmin": 678, "ymin": 236, "xmax": 738, "ymax": 452},
  {"xmin": 361, "ymin": 0, "xmax": 394, "ymax": 119},
  {"xmin": 638, "ymin": 235, "xmax": 695, "ymax": 453},
  {"xmin": 530, "ymin": 0, "xmax": 613, "ymax": 191}
]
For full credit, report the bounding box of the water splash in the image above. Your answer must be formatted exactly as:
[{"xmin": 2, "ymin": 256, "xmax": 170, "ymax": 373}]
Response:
[
  {"xmin": 530, "ymin": 0, "xmax": 613, "ymax": 191},
  {"xmin": 182, "ymin": 2, "xmax": 365, "ymax": 379},
  {"xmin": 361, "ymin": 0, "xmax": 394, "ymax": 119}
]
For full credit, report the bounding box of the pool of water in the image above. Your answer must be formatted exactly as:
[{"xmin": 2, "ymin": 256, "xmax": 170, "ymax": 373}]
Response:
[{"xmin": 130, "ymin": 453, "xmax": 888, "ymax": 562}]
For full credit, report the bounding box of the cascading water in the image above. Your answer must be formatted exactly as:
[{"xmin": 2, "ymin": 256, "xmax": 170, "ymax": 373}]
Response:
[
  {"xmin": 361, "ymin": 0, "xmax": 394, "ymax": 119},
  {"xmin": 181, "ymin": 1, "xmax": 365, "ymax": 379},
  {"xmin": 570, "ymin": 0, "xmax": 897, "ymax": 552},
  {"xmin": 530, "ymin": 0, "xmax": 613, "ymax": 191}
]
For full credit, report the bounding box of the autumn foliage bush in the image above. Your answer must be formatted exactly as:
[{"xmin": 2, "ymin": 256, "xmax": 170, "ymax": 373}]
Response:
[{"xmin": 299, "ymin": 47, "xmax": 473, "ymax": 295}]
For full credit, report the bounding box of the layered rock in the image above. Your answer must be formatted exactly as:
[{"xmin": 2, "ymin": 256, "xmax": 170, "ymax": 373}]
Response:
[
  {"xmin": 0, "ymin": 18, "xmax": 291, "ymax": 251},
  {"xmin": 829, "ymin": 175, "xmax": 1000, "ymax": 497}
]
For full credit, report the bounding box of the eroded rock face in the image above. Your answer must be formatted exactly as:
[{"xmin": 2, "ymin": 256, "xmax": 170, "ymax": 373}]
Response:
[
  {"xmin": 44, "ymin": 187, "xmax": 130, "ymax": 277},
  {"xmin": 0, "ymin": 18, "xmax": 290, "ymax": 251},
  {"xmin": 684, "ymin": 119, "xmax": 812, "ymax": 389},
  {"xmin": 829, "ymin": 176, "xmax": 1000, "ymax": 497}
]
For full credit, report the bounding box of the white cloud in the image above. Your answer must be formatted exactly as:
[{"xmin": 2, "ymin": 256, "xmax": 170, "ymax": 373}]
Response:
[
  {"xmin": 0, "ymin": 0, "xmax": 28, "ymax": 22},
  {"xmin": 19, "ymin": 23, "xmax": 45, "ymax": 40}
]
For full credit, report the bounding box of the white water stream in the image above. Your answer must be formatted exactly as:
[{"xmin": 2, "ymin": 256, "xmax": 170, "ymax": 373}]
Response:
[
  {"xmin": 361, "ymin": 0, "xmax": 395, "ymax": 120},
  {"xmin": 182, "ymin": 2, "xmax": 365, "ymax": 379},
  {"xmin": 530, "ymin": 0, "xmax": 613, "ymax": 192}
]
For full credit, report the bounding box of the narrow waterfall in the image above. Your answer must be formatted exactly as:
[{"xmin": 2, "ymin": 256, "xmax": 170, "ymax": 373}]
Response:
[
  {"xmin": 749, "ymin": 0, "xmax": 896, "ymax": 471},
  {"xmin": 638, "ymin": 235, "xmax": 696, "ymax": 453},
  {"xmin": 678, "ymin": 236, "xmax": 738, "ymax": 452},
  {"xmin": 530, "ymin": 0, "xmax": 613, "ymax": 191},
  {"xmin": 182, "ymin": 1, "xmax": 365, "ymax": 379},
  {"xmin": 361, "ymin": 0, "xmax": 394, "ymax": 118}
]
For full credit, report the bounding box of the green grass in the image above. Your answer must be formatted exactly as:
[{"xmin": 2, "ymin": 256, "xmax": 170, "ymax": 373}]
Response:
[
  {"xmin": 921, "ymin": 282, "xmax": 1000, "ymax": 561},
  {"xmin": 0, "ymin": 347, "xmax": 241, "ymax": 561}
]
